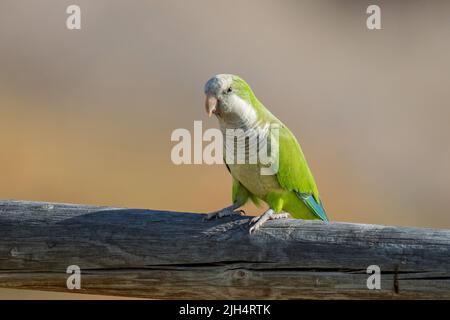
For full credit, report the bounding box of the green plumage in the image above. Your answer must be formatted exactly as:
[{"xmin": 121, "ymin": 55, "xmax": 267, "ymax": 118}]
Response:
[{"xmin": 223, "ymin": 75, "xmax": 328, "ymax": 222}]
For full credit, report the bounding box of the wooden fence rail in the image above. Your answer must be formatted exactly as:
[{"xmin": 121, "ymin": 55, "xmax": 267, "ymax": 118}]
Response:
[{"xmin": 0, "ymin": 200, "xmax": 449, "ymax": 299}]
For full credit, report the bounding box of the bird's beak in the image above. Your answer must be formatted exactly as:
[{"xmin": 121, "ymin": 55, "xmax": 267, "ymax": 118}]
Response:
[{"xmin": 205, "ymin": 94, "xmax": 218, "ymax": 117}]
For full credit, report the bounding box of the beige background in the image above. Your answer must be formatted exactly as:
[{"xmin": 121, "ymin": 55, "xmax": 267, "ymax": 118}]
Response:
[{"xmin": 1, "ymin": 0, "xmax": 449, "ymax": 299}]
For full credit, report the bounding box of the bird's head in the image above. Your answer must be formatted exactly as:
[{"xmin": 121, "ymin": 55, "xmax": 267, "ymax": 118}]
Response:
[{"xmin": 204, "ymin": 74, "xmax": 257, "ymax": 122}]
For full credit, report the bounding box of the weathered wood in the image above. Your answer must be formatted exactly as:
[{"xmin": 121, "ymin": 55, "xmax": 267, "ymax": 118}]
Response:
[{"xmin": 0, "ymin": 200, "xmax": 449, "ymax": 299}]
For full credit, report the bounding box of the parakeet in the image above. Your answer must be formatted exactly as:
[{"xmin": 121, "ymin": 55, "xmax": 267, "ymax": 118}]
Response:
[{"xmin": 204, "ymin": 74, "xmax": 328, "ymax": 233}]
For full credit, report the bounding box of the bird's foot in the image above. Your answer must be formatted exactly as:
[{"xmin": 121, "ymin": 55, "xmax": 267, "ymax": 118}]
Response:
[
  {"xmin": 249, "ymin": 209, "xmax": 290, "ymax": 234},
  {"xmin": 204, "ymin": 204, "xmax": 245, "ymax": 221}
]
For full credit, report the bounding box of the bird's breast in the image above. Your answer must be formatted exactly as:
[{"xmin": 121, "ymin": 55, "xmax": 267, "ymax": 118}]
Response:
[
  {"xmin": 222, "ymin": 122, "xmax": 281, "ymax": 198},
  {"xmin": 228, "ymin": 163, "xmax": 281, "ymax": 199}
]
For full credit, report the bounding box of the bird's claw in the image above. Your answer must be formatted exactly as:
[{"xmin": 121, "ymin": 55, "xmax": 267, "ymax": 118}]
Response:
[
  {"xmin": 249, "ymin": 215, "xmax": 260, "ymax": 224},
  {"xmin": 204, "ymin": 208, "xmax": 245, "ymax": 221},
  {"xmin": 248, "ymin": 211, "xmax": 290, "ymax": 234},
  {"xmin": 249, "ymin": 218, "xmax": 268, "ymax": 234}
]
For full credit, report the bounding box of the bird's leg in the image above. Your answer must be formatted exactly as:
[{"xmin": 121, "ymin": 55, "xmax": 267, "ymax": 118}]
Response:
[
  {"xmin": 249, "ymin": 209, "xmax": 290, "ymax": 234},
  {"xmin": 204, "ymin": 202, "xmax": 245, "ymax": 221}
]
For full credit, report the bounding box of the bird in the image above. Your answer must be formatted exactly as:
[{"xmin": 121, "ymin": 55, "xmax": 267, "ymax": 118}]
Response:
[{"xmin": 203, "ymin": 74, "xmax": 328, "ymax": 233}]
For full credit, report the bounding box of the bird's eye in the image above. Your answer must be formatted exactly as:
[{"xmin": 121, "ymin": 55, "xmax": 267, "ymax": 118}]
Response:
[{"xmin": 226, "ymin": 87, "xmax": 233, "ymax": 94}]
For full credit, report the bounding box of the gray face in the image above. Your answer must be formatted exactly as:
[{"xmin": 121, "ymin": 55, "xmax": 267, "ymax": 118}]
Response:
[
  {"xmin": 204, "ymin": 74, "xmax": 256, "ymax": 126},
  {"xmin": 204, "ymin": 74, "xmax": 235, "ymax": 115},
  {"xmin": 204, "ymin": 74, "xmax": 233, "ymax": 97}
]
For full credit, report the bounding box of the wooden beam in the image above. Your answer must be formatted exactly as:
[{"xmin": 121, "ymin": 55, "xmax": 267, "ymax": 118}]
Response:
[{"xmin": 0, "ymin": 200, "xmax": 449, "ymax": 299}]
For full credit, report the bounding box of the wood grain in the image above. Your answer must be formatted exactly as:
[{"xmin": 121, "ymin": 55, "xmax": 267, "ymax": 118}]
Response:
[{"xmin": 0, "ymin": 200, "xmax": 449, "ymax": 299}]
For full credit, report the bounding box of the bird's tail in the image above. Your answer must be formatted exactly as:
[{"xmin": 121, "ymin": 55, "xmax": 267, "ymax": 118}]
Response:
[{"xmin": 296, "ymin": 192, "xmax": 329, "ymax": 222}]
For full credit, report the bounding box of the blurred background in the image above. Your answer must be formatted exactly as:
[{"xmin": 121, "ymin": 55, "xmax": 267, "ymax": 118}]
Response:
[{"xmin": 1, "ymin": 0, "xmax": 450, "ymax": 298}]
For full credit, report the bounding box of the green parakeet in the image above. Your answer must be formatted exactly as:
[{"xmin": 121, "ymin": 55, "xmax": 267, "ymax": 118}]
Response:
[{"xmin": 204, "ymin": 74, "xmax": 328, "ymax": 233}]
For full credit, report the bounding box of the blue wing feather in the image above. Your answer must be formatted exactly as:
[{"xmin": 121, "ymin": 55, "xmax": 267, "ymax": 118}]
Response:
[{"xmin": 296, "ymin": 192, "xmax": 329, "ymax": 222}]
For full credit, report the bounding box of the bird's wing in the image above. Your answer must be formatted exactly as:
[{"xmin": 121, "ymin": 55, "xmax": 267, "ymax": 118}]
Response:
[
  {"xmin": 296, "ymin": 192, "xmax": 328, "ymax": 222},
  {"xmin": 275, "ymin": 124, "xmax": 328, "ymax": 221}
]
